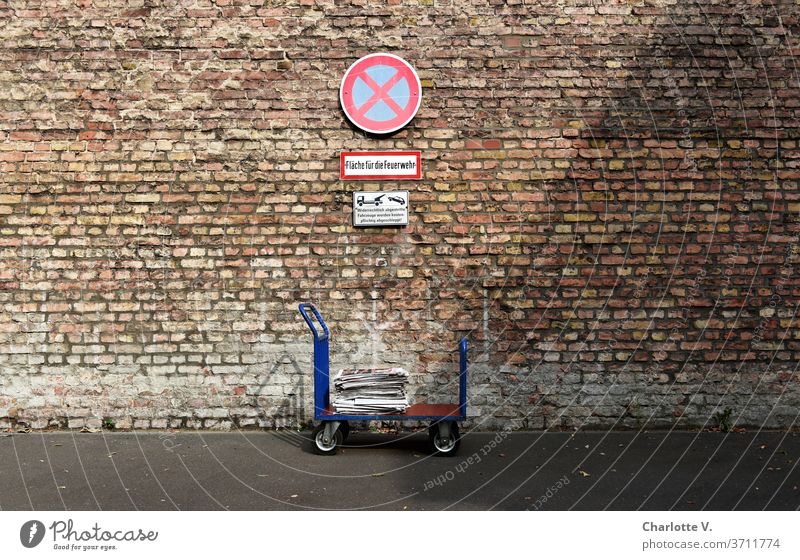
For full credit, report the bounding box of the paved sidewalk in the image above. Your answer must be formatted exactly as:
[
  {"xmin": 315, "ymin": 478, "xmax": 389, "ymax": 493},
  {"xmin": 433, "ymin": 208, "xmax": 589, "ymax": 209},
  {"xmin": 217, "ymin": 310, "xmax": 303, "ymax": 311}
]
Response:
[{"xmin": 0, "ymin": 430, "xmax": 797, "ymax": 510}]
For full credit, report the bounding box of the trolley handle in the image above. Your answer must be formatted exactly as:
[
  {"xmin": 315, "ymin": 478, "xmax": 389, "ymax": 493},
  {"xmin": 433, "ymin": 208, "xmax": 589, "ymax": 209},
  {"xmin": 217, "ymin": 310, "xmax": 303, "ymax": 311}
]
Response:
[{"xmin": 298, "ymin": 303, "xmax": 329, "ymax": 342}]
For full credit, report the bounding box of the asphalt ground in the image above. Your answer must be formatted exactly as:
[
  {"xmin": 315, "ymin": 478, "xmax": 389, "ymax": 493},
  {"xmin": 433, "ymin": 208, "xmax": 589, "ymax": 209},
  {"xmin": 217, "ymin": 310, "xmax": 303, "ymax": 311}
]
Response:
[{"xmin": 0, "ymin": 430, "xmax": 797, "ymax": 511}]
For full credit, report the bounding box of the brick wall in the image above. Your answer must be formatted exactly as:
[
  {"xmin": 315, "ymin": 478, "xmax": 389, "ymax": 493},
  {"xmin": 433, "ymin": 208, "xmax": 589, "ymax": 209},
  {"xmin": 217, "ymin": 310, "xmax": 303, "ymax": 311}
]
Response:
[{"xmin": 1, "ymin": 0, "xmax": 798, "ymax": 431}]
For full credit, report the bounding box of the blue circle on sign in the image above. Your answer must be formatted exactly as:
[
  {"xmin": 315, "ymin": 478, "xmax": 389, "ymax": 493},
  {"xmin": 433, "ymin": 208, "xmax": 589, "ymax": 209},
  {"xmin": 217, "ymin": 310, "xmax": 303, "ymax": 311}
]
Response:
[{"xmin": 351, "ymin": 65, "xmax": 412, "ymax": 122}]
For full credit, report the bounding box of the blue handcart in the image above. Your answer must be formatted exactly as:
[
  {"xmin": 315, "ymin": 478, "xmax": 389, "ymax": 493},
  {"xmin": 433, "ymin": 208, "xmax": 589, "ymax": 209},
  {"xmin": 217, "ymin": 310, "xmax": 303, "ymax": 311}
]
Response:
[{"xmin": 299, "ymin": 303, "xmax": 467, "ymax": 456}]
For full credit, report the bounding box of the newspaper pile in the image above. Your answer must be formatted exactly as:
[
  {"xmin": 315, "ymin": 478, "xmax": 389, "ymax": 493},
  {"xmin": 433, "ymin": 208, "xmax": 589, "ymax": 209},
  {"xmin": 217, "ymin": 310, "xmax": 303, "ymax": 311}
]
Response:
[{"xmin": 332, "ymin": 367, "xmax": 409, "ymax": 414}]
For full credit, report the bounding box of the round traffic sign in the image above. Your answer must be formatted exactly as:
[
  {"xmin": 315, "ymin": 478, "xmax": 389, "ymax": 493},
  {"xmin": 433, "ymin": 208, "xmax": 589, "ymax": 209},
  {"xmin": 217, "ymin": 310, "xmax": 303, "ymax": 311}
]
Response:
[{"xmin": 339, "ymin": 53, "xmax": 422, "ymax": 135}]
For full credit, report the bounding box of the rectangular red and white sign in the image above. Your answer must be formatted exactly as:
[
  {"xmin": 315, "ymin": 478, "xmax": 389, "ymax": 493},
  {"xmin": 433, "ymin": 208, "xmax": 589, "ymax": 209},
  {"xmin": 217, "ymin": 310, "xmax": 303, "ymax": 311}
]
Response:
[{"xmin": 340, "ymin": 151, "xmax": 421, "ymax": 180}]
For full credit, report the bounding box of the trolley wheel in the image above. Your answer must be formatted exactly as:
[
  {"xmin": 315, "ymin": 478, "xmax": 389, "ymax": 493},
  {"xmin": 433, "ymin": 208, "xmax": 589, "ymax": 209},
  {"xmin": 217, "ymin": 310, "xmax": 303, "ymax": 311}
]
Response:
[
  {"xmin": 312, "ymin": 423, "xmax": 343, "ymax": 455},
  {"xmin": 428, "ymin": 422, "xmax": 460, "ymax": 457}
]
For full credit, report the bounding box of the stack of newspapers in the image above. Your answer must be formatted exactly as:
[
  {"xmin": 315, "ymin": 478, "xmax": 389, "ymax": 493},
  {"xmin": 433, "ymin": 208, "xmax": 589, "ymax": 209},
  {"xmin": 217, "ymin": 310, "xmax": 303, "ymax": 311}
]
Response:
[{"xmin": 332, "ymin": 367, "xmax": 409, "ymax": 414}]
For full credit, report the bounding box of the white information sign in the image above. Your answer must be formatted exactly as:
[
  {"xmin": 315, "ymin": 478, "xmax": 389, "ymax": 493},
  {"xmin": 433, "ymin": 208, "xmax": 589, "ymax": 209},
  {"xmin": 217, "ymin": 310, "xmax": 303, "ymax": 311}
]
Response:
[
  {"xmin": 340, "ymin": 151, "xmax": 421, "ymax": 180},
  {"xmin": 352, "ymin": 191, "xmax": 409, "ymax": 227}
]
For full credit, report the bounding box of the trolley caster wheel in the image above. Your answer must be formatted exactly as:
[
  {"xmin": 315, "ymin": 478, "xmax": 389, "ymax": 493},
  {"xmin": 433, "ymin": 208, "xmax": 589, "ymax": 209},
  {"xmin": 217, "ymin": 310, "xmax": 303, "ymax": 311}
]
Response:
[
  {"xmin": 312, "ymin": 423, "xmax": 343, "ymax": 455},
  {"xmin": 429, "ymin": 422, "xmax": 460, "ymax": 457}
]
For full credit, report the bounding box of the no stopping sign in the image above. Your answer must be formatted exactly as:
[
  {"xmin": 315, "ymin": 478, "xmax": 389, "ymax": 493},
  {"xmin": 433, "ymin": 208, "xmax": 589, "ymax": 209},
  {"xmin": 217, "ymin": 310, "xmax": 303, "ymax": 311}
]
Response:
[{"xmin": 339, "ymin": 53, "xmax": 422, "ymax": 135}]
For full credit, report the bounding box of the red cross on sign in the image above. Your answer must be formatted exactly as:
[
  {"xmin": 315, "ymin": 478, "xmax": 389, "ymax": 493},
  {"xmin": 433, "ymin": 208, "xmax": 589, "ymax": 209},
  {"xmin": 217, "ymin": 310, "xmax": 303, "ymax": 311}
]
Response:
[{"xmin": 339, "ymin": 53, "xmax": 422, "ymax": 135}]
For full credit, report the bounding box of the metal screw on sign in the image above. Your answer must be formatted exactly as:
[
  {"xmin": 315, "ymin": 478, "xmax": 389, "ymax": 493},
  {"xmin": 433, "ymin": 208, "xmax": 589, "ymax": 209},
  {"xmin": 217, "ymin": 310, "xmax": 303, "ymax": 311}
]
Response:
[{"xmin": 339, "ymin": 53, "xmax": 422, "ymax": 135}]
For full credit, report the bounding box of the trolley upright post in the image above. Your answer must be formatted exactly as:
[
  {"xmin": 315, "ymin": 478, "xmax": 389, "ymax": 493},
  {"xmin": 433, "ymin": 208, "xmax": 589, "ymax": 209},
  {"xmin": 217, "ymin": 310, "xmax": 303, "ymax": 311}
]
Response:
[
  {"xmin": 298, "ymin": 303, "xmax": 330, "ymax": 418},
  {"xmin": 459, "ymin": 337, "xmax": 467, "ymax": 418}
]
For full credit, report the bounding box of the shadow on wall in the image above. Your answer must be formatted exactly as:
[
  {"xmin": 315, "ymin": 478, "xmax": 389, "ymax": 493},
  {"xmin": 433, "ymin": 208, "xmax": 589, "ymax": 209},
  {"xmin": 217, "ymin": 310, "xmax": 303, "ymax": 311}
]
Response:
[{"xmin": 498, "ymin": 1, "xmax": 800, "ymax": 429}]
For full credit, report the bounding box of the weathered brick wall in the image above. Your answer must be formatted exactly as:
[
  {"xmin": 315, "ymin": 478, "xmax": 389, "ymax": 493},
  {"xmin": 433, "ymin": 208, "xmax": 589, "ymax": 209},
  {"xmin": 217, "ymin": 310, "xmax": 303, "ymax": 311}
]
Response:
[{"xmin": 1, "ymin": 0, "xmax": 799, "ymax": 431}]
